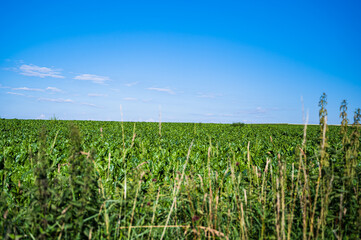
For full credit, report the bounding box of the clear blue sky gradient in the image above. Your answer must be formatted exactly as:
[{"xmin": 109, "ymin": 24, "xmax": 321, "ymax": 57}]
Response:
[{"xmin": 1, "ymin": 0, "xmax": 360, "ymax": 124}]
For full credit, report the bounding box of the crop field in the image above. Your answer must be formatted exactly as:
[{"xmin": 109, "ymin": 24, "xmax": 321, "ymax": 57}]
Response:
[{"xmin": 1, "ymin": 102, "xmax": 361, "ymax": 239}]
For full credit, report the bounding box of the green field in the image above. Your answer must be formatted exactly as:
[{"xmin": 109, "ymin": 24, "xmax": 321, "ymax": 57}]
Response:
[{"xmin": 1, "ymin": 110, "xmax": 360, "ymax": 239}]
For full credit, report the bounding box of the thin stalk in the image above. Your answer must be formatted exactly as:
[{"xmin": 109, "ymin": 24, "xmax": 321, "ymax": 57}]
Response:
[
  {"xmin": 128, "ymin": 172, "xmax": 145, "ymax": 239},
  {"xmin": 308, "ymin": 164, "xmax": 322, "ymax": 240},
  {"xmin": 160, "ymin": 140, "xmax": 194, "ymax": 240},
  {"xmin": 208, "ymin": 144, "xmax": 213, "ymax": 230},
  {"xmin": 260, "ymin": 158, "xmax": 270, "ymax": 240}
]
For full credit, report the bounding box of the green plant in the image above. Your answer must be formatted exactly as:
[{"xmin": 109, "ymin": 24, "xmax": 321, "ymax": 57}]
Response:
[{"xmin": 0, "ymin": 96, "xmax": 360, "ymax": 239}]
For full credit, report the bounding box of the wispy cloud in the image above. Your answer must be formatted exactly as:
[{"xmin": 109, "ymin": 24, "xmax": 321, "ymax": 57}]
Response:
[
  {"xmin": 125, "ymin": 81, "xmax": 138, "ymax": 87},
  {"xmin": 19, "ymin": 64, "xmax": 64, "ymax": 78},
  {"xmin": 38, "ymin": 98, "xmax": 74, "ymax": 103},
  {"xmin": 74, "ymin": 74, "xmax": 110, "ymax": 84},
  {"xmin": 7, "ymin": 92, "xmax": 25, "ymax": 96},
  {"xmin": 46, "ymin": 87, "xmax": 62, "ymax": 92},
  {"xmin": 80, "ymin": 102, "xmax": 98, "ymax": 108},
  {"xmin": 88, "ymin": 93, "xmax": 108, "ymax": 97},
  {"xmin": 148, "ymin": 87, "xmax": 175, "ymax": 95},
  {"xmin": 13, "ymin": 87, "xmax": 44, "ymax": 92},
  {"xmin": 123, "ymin": 97, "xmax": 137, "ymax": 101}
]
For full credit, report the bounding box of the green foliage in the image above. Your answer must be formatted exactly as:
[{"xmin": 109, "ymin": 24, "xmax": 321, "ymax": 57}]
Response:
[
  {"xmin": 319, "ymin": 92, "xmax": 328, "ymax": 129},
  {"xmin": 319, "ymin": 92, "xmax": 329, "ymax": 167},
  {"xmin": 231, "ymin": 122, "xmax": 245, "ymax": 127},
  {"xmin": 0, "ymin": 96, "xmax": 360, "ymax": 239}
]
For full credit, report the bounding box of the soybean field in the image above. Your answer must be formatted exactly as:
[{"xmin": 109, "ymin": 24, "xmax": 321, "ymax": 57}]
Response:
[{"xmin": 1, "ymin": 105, "xmax": 361, "ymax": 239}]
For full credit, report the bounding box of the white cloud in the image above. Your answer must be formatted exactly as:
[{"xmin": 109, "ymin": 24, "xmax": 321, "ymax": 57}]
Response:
[
  {"xmin": 88, "ymin": 93, "xmax": 108, "ymax": 97},
  {"xmin": 37, "ymin": 114, "xmax": 46, "ymax": 119},
  {"xmin": 74, "ymin": 74, "xmax": 110, "ymax": 84},
  {"xmin": 7, "ymin": 92, "xmax": 24, "ymax": 96},
  {"xmin": 46, "ymin": 87, "xmax": 62, "ymax": 92},
  {"xmin": 19, "ymin": 64, "xmax": 64, "ymax": 78},
  {"xmin": 123, "ymin": 97, "xmax": 137, "ymax": 101},
  {"xmin": 13, "ymin": 87, "xmax": 44, "ymax": 92},
  {"xmin": 38, "ymin": 98, "xmax": 74, "ymax": 103},
  {"xmin": 148, "ymin": 87, "xmax": 175, "ymax": 94},
  {"xmin": 125, "ymin": 81, "xmax": 138, "ymax": 87}
]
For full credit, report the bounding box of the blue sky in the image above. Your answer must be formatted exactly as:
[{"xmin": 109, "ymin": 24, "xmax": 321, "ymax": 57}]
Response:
[{"xmin": 0, "ymin": 0, "xmax": 360, "ymax": 124}]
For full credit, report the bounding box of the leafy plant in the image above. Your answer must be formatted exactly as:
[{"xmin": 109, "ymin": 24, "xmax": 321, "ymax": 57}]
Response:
[{"xmin": 0, "ymin": 95, "xmax": 360, "ymax": 239}]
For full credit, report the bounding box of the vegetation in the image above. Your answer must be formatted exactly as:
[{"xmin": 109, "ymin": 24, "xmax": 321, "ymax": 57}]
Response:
[{"xmin": 0, "ymin": 95, "xmax": 360, "ymax": 239}]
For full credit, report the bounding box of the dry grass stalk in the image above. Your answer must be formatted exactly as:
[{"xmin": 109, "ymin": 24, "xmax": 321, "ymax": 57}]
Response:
[
  {"xmin": 88, "ymin": 227, "xmax": 93, "ymax": 240},
  {"xmin": 315, "ymin": 175, "xmax": 334, "ymax": 239},
  {"xmin": 215, "ymin": 195, "xmax": 219, "ymax": 231},
  {"xmin": 338, "ymin": 185, "xmax": 344, "ymax": 239},
  {"xmin": 281, "ymin": 162, "xmax": 286, "ymax": 240},
  {"xmin": 300, "ymin": 159, "xmax": 308, "ymax": 240},
  {"xmin": 128, "ymin": 171, "xmax": 145, "ymax": 238},
  {"xmin": 308, "ymin": 163, "xmax": 322, "ymax": 240},
  {"xmin": 202, "ymin": 193, "xmax": 208, "ymax": 216},
  {"xmin": 120, "ymin": 225, "xmax": 229, "ymax": 239},
  {"xmin": 226, "ymin": 209, "xmax": 231, "ymax": 238},
  {"xmin": 135, "ymin": 161, "xmax": 148, "ymax": 170},
  {"xmin": 244, "ymin": 189, "xmax": 247, "ymax": 207},
  {"xmin": 50, "ymin": 130, "xmax": 59, "ymax": 154},
  {"xmin": 287, "ymin": 157, "xmax": 302, "ymax": 240},
  {"xmin": 276, "ymin": 176, "xmax": 280, "ymax": 240},
  {"xmin": 240, "ymin": 202, "xmax": 247, "ymax": 240},
  {"xmin": 130, "ymin": 122, "xmax": 136, "ymax": 148},
  {"xmin": 123, "ymin": 151, "xmax": 128, "ymax": 201},
  {"xmin": 287, "ymin": 112, "xmax": 308, "ymax": 240},
  {"xmin": 198, "ymin": 174, "xmax": 205, "ymax": 192},
  {"xmin": 260, "ymin": 158, "xmax": 271, "ymax": 239},
  {"xmin": 207, "ymin": 144, "xmax": 213, "ymax": 230},
  {"xmin": 247, "ymin": 141, "xmax": 251, "ymax": 170},
  {"xmin": 160, "ymin": 140, "xmax": 194, "ymax": 240},
  {"xmin": 229, "ymin": 156, "xmax": 244, "ymax": 238},
  {"xmin": 57, "ymin": 222, "xmax": 65, "ymax": 240},
  {"xmin": 104, "ymin": 200, "xmax": 110, "ymax": 238},
  {"xmin": 148, "ymin": 187, "xmax": 160, "ymax": 240}
]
